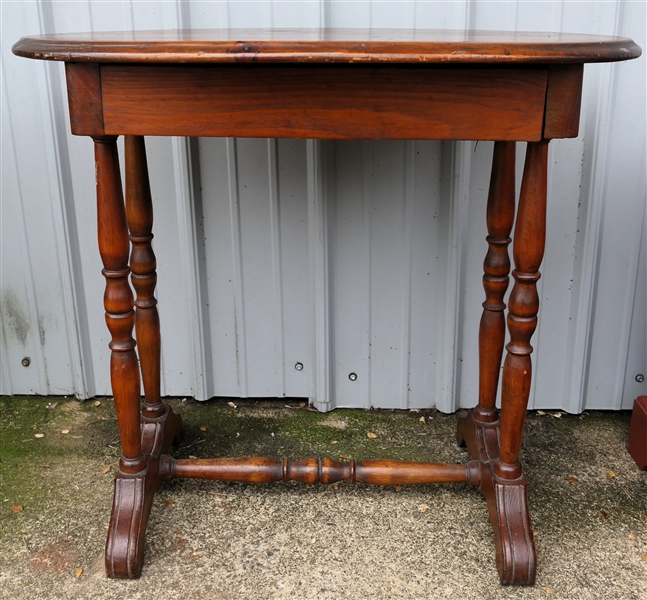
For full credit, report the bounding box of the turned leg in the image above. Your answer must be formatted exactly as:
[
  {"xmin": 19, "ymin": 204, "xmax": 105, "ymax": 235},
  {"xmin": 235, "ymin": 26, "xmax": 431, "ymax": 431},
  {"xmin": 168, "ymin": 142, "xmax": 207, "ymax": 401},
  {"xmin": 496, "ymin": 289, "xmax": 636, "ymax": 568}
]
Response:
[
  {"xmin": 485, "ymin": 141, "xmax": 547, "ymax": 585},
  {"xmin": 495, "ymin": 141, "xmax": 548, "ymax": 480},
  {"xmin": 457, "ymin": 141, "xmax": 546, "ymax": 586},
  {"xmin": 124, "ymin": 135, "xmax": 182, "ymax": 449},
  {"xmin": 475, "ymin": 141, "xmax": 516, "ymax": 423},
  {"xmin": 95, "ymin": 136, "xmax": 146, "ymax": 578},
  {"xmin": 457, "ymin": 142, "xmax": 515, "ymax": 460},
  {"xmin": 100, "ymin": 136, "xmax": 182, "ymax": 579},
  {"xmin": 125, "ymin": 135, "xmax": 164, "ymax": 419},
  {"xmin": 95, "ymin": 136, "xmax": 146, "ymax": 475}
]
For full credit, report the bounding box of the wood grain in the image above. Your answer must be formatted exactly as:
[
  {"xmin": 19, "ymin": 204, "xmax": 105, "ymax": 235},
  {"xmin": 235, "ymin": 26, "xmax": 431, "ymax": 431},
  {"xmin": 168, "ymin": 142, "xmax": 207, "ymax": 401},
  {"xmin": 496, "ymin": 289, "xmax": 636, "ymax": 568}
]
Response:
[
  {"xmin": 65, "ymin": 63, "xmax": 104, "ymax": 136},
  {"xmin": 15, "ymin": 27, "xmax": 642, "ymax": 587},
  {"xmin": 125, "ymin": 136, "xmax": 164, "ymax": 419},
  {"xmin": 496, "ymin": 141, "xmax": 549, "ymax": 481},
  {"xmin": 94, "ymin": 136, "xmax": 145, "ymax": 475},
  {"xmin": 543, "ymin": 64, "xmax": 584, "ymax": 139},
  {"xmin": 105, "ymin": 404, "xmax": 183, "ymax": 578},
  {"xmin": 457, "ymin": 410, "xmax": 536, "ymax": 585},
  {"xmin": 101, "ymin": 65, "xmax": 547, "ymax": 141},
  {"xmin": 162, "ymin": 456, "xmax": 481, "ymax": 486},
  {"xmin": 475, "ymin": 141, "xmax": 516, "ymax": 423},
  {"xmin": 13, "ymin": 29, "xmax": 641, "ymax": 64}
]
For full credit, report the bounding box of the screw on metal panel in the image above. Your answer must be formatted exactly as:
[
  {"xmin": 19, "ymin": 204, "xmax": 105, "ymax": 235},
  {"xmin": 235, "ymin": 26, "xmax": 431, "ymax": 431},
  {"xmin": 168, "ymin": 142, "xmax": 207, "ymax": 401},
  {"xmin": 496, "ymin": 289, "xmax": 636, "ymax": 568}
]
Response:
[
  {"xmin": 348, "ymin": 373, "xmax": 357, "ymax": 381},
  {"xmin": 636, "ymin": 374, "xmax": 645, "ymax": 383},
  {"xmin": 21, "ymin": 357, "xmax": 30, "ymax": 367},
  {"xmin": 294, "ymin": 362, "xmax": 304, "ymax": 371}
]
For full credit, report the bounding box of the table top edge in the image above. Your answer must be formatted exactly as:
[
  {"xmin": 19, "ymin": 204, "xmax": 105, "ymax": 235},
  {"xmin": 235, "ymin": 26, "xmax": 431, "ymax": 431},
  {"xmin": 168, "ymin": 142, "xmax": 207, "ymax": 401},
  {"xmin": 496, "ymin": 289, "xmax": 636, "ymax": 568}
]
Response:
[{"xmin": 12, "ymin": 29, "xmax": 642, "ymax": 64}]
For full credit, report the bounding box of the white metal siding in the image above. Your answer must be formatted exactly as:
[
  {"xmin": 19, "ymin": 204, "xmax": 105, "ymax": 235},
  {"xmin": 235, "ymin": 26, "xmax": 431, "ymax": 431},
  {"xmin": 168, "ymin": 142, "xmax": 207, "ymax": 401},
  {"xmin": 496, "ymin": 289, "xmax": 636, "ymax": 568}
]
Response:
[{"xmin": 1, "ymin": 1, "xmax": 645, "ymax": 413}]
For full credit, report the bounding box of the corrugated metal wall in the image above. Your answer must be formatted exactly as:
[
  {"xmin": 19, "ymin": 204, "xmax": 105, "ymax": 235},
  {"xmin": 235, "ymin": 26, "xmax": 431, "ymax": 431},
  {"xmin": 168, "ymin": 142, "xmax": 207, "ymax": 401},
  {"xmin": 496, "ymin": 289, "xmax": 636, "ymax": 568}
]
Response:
[{"xmin": 2, "ymin": 1, "xmax": 645, "ymax": 413}]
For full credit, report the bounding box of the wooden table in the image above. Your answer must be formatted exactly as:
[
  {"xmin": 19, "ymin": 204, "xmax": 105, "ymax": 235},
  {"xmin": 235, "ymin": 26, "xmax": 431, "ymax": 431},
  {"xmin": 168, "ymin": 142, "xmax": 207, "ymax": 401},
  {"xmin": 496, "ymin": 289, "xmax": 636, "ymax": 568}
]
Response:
[{"xmin": 13, "ymin": 29, "xmax": 641, "ymax": 585}]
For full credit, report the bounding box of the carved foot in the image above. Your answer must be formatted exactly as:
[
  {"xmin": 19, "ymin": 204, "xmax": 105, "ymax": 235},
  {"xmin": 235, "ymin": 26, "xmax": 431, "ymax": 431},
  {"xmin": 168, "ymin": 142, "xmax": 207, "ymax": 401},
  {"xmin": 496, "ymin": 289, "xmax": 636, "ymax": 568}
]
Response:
[
  {"xmin": 482, "ymin": 471, "xmax": 536, "ymax": 585},
  {"xmin": 457, "ymin": 409, "xmax": 536, "ymax": 585},
  {"xmin": 105, "ymin": 404, "xmax": 183, "ymax": 578},
  {"xmin": 457, "ymin": 408, "xmax": 500, "ymax": 462}
]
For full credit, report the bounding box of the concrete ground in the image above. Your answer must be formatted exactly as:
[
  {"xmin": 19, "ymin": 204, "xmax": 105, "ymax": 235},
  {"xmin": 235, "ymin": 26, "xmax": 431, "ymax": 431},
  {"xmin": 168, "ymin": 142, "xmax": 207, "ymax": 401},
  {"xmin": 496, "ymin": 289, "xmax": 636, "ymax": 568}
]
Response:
[{"xmin": 0, "ymin": 396, "xmax": 645, "ymax": 600}]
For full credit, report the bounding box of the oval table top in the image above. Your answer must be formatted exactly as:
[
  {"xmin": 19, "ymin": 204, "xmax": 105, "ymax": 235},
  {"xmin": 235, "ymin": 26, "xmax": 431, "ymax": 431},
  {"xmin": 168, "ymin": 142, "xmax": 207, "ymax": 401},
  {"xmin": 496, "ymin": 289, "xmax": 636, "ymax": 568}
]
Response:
[{"xmin": 13, "ymin": 29, "xmax": 641, "ymax": 65}]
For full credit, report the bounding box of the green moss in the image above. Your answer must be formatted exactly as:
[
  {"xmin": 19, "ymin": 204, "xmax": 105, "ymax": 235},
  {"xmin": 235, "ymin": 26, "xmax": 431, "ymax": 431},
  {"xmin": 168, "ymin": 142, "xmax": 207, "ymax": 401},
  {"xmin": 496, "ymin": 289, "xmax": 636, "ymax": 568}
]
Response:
[
  {"xmin": 2, "ymin": 397, "xmax": 643, "ymax": 546},
  {"xmin": 0, "ymin": 396, "xmax": 118, "ymax": 528},
  {"xmin": 168, "ymin": 399, "xmax": 466, "ymax": 465}
]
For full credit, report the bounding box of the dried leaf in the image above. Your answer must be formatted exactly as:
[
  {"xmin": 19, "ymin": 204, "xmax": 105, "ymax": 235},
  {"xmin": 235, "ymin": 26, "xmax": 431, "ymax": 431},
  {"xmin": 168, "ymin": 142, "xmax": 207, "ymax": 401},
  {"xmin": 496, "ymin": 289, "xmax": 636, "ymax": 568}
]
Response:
[
  {"xmin": 339, "ymin": 454, "xmax": 351, "ymax": 461},
  {"xmin": 199, "ymin": 426, "xmax": 207, "ymax": 432},
  {"xmin": 628, "ymin": 534, "xmax": 636, "ymax": 540},
  {"xmin": 418, "ymin": 504, "xmax": 430, "ymax": 513},
  {"xmin": 75, "ymin": 567, "xmax": 83, "ymax": 578},
  {"xmin": 10, "ymin": 505, "xmax": 23, "ymax": 513},
  {"xmin": 606, "ymin": 471, "xmax": 616, "ymax": 479},
  {"xmin": 227, "ymin": 402, "xmax": 236, "ymax": 408},
  {"xmin": 189, "ymin": 455, "xmax": 198, "ymax": 460},
  {"xmin": 537, "ymin": 410, "xmax": 547, "ymax": 416},
  {"xmin": 394, "ymin": 486, "xmax": 403, "ymax": 493},
  {"xmin": 61, "ymin": 429, "xmax": 70, "ymax": 435},
  {"xmin": 48, "ymin": 402, "xmax": 58, "ymax": 411},
  {"xmin": 599, "ymin": 510, "xmax": 608, "ymax": 519},
  {"xmin": 552, "ymin": 412, "xmax": 562, "ymax": 419},
  {"xmin": 565, "ymin": 477, "xmax": 579, "ymax": 483},
  {"xmin": 367, "ymin": 432, "xmax": 378, "ymax": 439},
  {"xmin": 268, "ymin": 508, "xmax": 274, "ymax": 515},
  {"xmin": 94, "ymin": 400, "xmax": 101, "ymax": 407},
  {"xmin": 641, "ymin": 554, "xmax": 647, "ymax": 562},
  {"xmin": 419, "ymin": 416, "xmax": 426, "ymax": 424},
  {"xmin": 329, "ymin": 440, "xmax": 338, "ymax": 445},
  {"xmin": 102, "ymin": 467, "xmax": 111, "ymax": 474},
  {"xmin": 34, "ymin": 433, "xmax": 44, "ymax": 439},
  {"xmin": 299, "ymin": 402, "xmax": 306, "ymax": 408},
  {"xmin": 164, "ymin": 499, "xmax": 174, "ymax": 506},
  {"xmin": 546, "ymin": 588, "xmax": 555, "ymax": 595}
]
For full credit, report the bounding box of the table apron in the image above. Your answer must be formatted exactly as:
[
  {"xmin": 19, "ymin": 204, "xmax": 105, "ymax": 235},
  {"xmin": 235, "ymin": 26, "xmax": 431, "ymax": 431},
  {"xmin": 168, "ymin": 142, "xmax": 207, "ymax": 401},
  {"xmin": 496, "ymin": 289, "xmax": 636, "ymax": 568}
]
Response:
[{"xmin": 91, "ymin": 64, "xmax": 549, "ymax": 141}]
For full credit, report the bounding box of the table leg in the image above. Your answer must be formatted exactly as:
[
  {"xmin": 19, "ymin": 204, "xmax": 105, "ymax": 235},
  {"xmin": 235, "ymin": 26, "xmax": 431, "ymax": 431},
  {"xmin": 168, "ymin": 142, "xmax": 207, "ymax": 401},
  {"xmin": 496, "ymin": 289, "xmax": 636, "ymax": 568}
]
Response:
[
  {"xmin": 94, "ymin": 136, "xmax": 146, "ymax": 475},
  {"xmin": 458, "ymin": 141, "xmax": 547, "ymax": 585},
  {"xmin": 490, "ymin": 140, "xmax": 547, "ymax": 584},
  {"xmin": 126, "ymin": 136, "xmax": 168, "ymax": 419},
  {"xmin": 125, "ymin": 134, "xmax": 183, "ymax": 449},
  {"xmin": 475, "ymin": 141, "xmax": 516, "ymax": 423},
  {"xmin": 496, "ymin": 141, "xmax": 548, "ymax": 480},
  {"xmin": 457, "ymin": 141, "xmax": 516, "ymax": 461},
  {"xmin": 99, "ymin": 135, "xmax": 182, "ymax": 578}
]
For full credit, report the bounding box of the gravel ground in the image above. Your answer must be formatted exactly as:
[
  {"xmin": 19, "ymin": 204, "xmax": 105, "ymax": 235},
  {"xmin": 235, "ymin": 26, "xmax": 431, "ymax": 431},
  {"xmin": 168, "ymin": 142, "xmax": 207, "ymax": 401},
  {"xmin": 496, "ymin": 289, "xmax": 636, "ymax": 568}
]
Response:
[{"xmin": 1, "ymin": 397, "xmax": 645, "ymax": 599}]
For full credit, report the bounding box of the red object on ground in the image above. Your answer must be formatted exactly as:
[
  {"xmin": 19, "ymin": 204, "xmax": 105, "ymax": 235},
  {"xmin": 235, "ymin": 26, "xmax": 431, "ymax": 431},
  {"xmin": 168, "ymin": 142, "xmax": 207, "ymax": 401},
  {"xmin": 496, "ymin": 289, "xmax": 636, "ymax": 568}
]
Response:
[{"xmin": 627, "ymin": 396, "xmax": 647, "ymax": 470}]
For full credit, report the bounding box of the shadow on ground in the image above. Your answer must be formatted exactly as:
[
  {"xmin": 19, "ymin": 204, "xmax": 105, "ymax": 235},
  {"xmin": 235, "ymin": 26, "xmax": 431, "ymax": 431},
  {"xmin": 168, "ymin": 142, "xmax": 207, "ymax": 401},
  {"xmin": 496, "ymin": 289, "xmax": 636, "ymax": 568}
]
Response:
[{"xmin": 1, "ymin": 396, "xmax": 645, "ymax": 599}]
